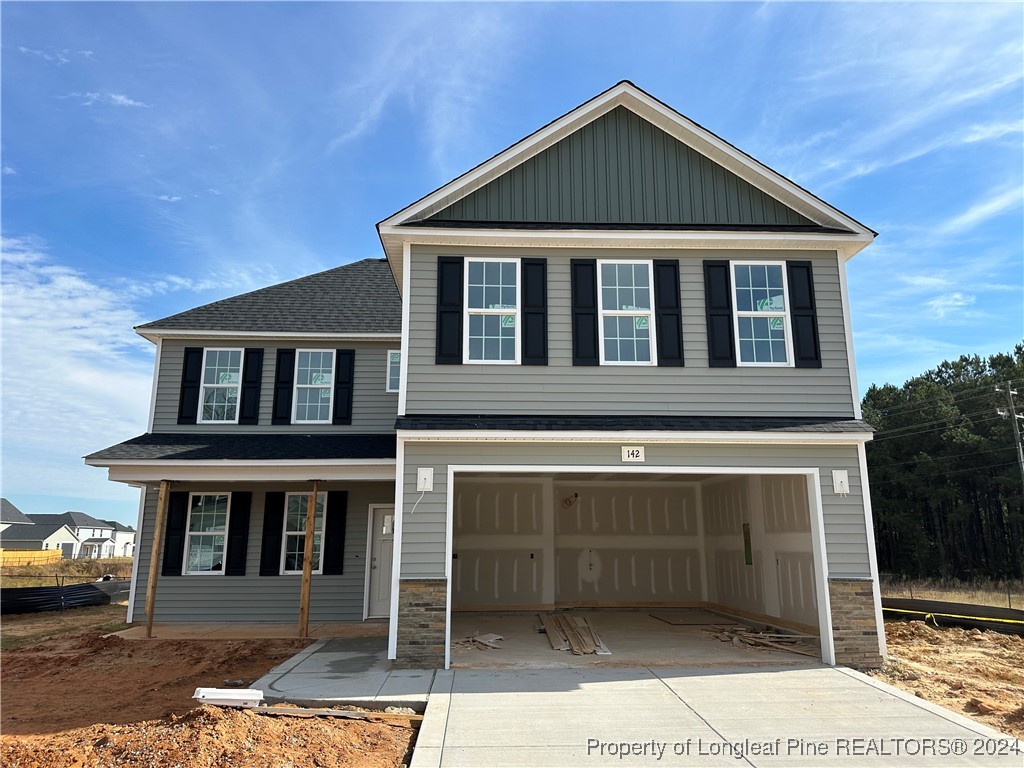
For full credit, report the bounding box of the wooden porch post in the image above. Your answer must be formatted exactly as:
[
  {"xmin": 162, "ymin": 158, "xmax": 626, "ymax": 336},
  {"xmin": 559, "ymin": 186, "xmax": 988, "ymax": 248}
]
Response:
[
  {"xmin": 145, "ymin": 480, "xmax": 170, "ymax": 639},
  {"xmin": 298, "ymin": 480, "xmax": 320, "ymax": 638}
]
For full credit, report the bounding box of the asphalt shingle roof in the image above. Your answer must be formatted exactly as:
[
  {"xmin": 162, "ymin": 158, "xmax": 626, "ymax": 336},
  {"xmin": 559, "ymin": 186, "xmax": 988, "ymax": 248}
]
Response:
[
  {"xmin": 0, "ymin": 523, "xmax": 71, "ymax": 542},
  {"xmin": 101, "ymin": 520, "xmax": 136, "ymax": 533},
  {"xmin": 86, "ymin": 433, "xmax": 398, "ymax": 462},
  {"xmin": 1, "ymin": 498, "xmax": 32, "ymax": 525},
  {"xmin": 395, "ymin": 415, "xmax": 875, "ymax": 433},
  {"xmin": 137, "ymin": 258, "xmax": 401, "ymax": 334},
  {"xmin": 27, "ymin": 512, "xmax": 110, "ymax": 530}
]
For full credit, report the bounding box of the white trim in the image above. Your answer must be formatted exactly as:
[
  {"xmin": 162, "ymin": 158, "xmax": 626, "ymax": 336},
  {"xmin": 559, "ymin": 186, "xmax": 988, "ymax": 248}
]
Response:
[
  {"xmin": 388, "ymin": 437, "xmax": 405, "ymax": 659},
  {"xmin": 88, "ymin": 458, "xmax": 396, "ymax": 468},
  {"xmin": 398, "ymin": 241, "xmax": 411, "ymax": 416},
  {"xmin": 445, "ymin": 463, "xmax": 454, "ymax": 670},
  {"xmin": 94, "ymin": 462, "xmax": 395, "ymax": 485},
  {"xmin": 395, "ymin": 429, "xmax": 871, "ymax": 445},
  {"xmin": 385, "ymin": 349, "xmax": 401, "ymax": 393},
  {"xmin": 596, "ymin": 259, "xmax": 656, "ymax": 366},
  {"xmin": 182, "ymin": 492, "xmax": 231, "ymax": 576},
  {"xmin": 838, "ymin": 255, "xmax": 863, "ymax": 419},
  {"xmin": 291, "ymin": 349, "xmax": 335, "ymax": 425},
  {"xmin": 806, "ymin": 471, "xmax": 836, "ymax": 665},
  {"xmin": 462, "ymin": 257, "xmax": 521, "ymax": 365},
  {"xmin": 136, "ymin": 329, "xmax": 399, "ymax": 343},
  {"xmin": 731, "ymin": 261, "xmax": 795, "ymax": 368},
  {"xmin": 364, "ymin": 504, "xmax": 395, "ymax": 620},
  {"xmin": 857, "ymin": 442, "xmax": 887, "ymax": 658},
  {"xmin": 146, "ymin": 338, "xmax": 162, "ymax": 432},
  {"xmin": 197, "ymin": 348, "xmax": 243, "ymax": 425},
  {"xmin": 127, "ymin": 485, "xmax": 147, "ymax": 622},
  {"xmin": 280, "ymin": 491, "xmax": 326, "ymax": 575}
]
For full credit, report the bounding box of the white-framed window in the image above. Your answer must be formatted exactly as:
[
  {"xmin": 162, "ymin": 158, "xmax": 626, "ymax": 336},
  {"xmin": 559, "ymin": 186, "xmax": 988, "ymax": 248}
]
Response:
[
  {"xmin": 386, "ymin": 349, "xmax": 401, "ymax": 393},
  {"xmin": 732, "ymin": 262, "xmax": 793, "ymax": 366},
  {"xmin": 292, "ymin": 350, "xmax": 334, "ymax": 423},
  {"xmin": 198, "ymin": 348, "xmax": 242, "ymax": 423},
  {"xmin": 281, "ymin": 492, "xmax": 327, "ymax": 574},
  {"xmin": 464, "ymin": 258, "xmax": 520, "ymax": 364},
  {"xmin": 597, "ymin": 260, "xmax": 655, "ymax": 365},
  {"xmin": 183, "ymin": 493, "xmax": 230, "ymax": 575}
]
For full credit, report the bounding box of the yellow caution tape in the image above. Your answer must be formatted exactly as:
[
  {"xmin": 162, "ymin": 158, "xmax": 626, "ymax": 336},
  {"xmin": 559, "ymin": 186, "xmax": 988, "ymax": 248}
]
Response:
[{"xmin": 883, "ymin": 607, "xmax": 1024, "ymax": 625}]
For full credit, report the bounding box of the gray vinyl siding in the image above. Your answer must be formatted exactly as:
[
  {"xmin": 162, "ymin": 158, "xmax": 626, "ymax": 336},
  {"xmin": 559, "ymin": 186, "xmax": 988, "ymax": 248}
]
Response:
[
  {"xmin": 405, "ymin": 246, "xmax": 855, "ymax": 417},
  {"xmin": 426, "ymin": 106, "xmax": 814, "ymax": 227},
  {"xmin": 152, "ymin": 338, "xmax": 399, "ymax": 433},
  {"xmin": 130, "ymin": 481, "xmax": 393, "ymax": 623},
  {"xmin": 398, "ymin": 440, "xmax": 869, "ymax": 581}
]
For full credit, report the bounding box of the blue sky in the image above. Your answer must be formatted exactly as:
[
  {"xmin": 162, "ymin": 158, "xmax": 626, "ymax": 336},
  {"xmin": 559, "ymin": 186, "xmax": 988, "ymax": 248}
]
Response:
[{"xmin": 2, "ymin": 2, "xmax": 1022, "ymax": 525}]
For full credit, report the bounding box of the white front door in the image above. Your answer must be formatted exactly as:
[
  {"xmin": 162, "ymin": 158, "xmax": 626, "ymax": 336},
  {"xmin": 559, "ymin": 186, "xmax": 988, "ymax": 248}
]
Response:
[{"xmin": 367, "ymin": 505, "xmax": 394, "ymax": 618}]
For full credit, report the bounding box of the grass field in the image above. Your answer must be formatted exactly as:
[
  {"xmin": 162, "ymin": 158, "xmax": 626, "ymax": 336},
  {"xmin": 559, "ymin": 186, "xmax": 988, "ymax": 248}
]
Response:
[
  {"xmin": 879, "ymin": 577, "xmax": 1023, "ymax": 609},
  {"xmin": 0, "ymin": 557, "xmax": 133, "ymax": 588}
]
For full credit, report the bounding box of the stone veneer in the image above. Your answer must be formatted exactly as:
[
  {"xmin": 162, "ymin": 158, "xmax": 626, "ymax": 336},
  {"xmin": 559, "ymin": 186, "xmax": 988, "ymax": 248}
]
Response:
[
  {"xmin": 829, "ymin": 577, "xmax": 884, "ymax": 669},
  {"xmin": 393, "ymin": 578, "xmax": 447, "ymax": 668}
]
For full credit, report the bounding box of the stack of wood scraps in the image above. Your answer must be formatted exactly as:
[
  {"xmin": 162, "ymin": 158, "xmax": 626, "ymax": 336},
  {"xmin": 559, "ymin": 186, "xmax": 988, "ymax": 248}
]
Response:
[
  {"xmin": 538, "ymin": 613, "xmax": 611, "ymax": 655},
  {"xmin": 704, "ymin": 625, "xmax": 819, "ymax": 657},
  {"xmin": 452, "ymin": 632, "xmax": 504, "ymax": 651}
]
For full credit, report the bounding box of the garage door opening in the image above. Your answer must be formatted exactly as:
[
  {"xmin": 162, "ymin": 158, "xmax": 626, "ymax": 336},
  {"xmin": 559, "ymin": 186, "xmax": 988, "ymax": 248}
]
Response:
[{"xmin": 448, "ymin": 470, "xmax": 829, "ymax": 668}]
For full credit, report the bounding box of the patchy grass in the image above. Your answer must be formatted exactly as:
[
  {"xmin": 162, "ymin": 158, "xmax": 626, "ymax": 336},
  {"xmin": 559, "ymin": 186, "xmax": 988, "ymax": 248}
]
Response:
[
  {"xmin": 879, "ymin": 578, "xmax": 1023, "ymax": 609},
  {"xmin": 0, "ymin": 603, "xmax": 129, "ymax": 650},
  {"xmin": 1, "ymin": 557, "xmax": 133, "ymax": 588}
]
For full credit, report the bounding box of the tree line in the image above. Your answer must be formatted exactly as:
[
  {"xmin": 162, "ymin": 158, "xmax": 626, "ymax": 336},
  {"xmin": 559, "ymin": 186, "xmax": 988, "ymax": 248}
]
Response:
[{"xmin": 863, "ymin": 343, "xmax": 1024, "ymax": 581}]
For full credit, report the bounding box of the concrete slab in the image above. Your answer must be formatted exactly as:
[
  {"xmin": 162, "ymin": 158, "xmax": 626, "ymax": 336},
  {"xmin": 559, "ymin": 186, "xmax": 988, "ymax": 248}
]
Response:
[
  {"xmin": 413, "ymin": 666, "xmax": 1024, "ymax": 767},
  {"xmin": 113, "ymin": 620, "xmax": 387, "ymax": 640}
]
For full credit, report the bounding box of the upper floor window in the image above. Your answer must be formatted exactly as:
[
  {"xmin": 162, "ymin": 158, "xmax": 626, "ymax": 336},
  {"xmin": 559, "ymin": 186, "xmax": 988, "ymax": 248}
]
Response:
[
  {"xmin": 199, "ymin": 349, "xmax": 242, "ymax": 423},
  {"xmin": 184, "ymin": 493, "xmax": 230, "ymax": 574},
  {"xmin": 465, "ymin": 258, "xmax": 520, "ymax": 364},
  {"xmin": 386, "ymin": 350, "xmax": 401, "ymax": 393},
  {"xmin": 598, "ymin": 261, "xmax": 655, "ymax": 365},
  {"xmin": 281, "ymin": 492, "xmax": 326, "ymax": 574},
  {"xmin": 293, "ymin": 350, "xmax": 334, "ymax": 423},
  {"xmin": 732, "ymin": 262, "xmax": 792, "ymax": 366}
]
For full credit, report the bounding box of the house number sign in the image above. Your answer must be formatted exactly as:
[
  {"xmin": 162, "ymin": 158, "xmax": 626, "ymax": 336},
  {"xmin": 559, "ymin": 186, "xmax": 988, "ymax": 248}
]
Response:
[{"xmin": 621, "ymin": 446, "xmax": 645, "ymax": 462}]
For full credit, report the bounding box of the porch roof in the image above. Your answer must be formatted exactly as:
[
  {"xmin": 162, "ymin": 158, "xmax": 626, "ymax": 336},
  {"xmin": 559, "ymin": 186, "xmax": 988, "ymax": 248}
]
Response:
[{"xmin": 85, "ymin": 432, "xmax": 398, "ymax": 462}]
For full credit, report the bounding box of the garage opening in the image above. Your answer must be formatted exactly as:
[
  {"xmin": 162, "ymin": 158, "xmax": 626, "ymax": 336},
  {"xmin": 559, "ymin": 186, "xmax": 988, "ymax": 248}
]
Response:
[{"xmin": 449, "ymin": 471, "xmax": 827, "ymax": 668}]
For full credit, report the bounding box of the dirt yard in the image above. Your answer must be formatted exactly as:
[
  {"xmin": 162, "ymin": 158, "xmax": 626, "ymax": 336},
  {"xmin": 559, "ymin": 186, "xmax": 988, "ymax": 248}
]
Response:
[
  {"xmin": 0, "ymin": 604, "xmax": 417, "ymax": 767},
  {"xmin": 872, "ymin": 620, "xmax": 1024, "ymax": 739}
]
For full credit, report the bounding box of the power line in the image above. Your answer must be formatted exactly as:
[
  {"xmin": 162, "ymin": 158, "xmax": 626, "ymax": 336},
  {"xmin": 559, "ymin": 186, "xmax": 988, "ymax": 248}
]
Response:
[
  {"xmin": 871, "ymin": 408, "xmax": 1002, "ymax": 438},
  {"xmin": 872, "ymin": 445, "xmax": 1014, "ymax": 469},
  {"xmin": 867, "ymin": 380, "xmax": 1011, "ymax": 420},
  {"xmin": 871, "ymin": 460, "xmax": 1018, "ymax": 486},
  {"xmin": 871, "ymin": 413, "xmax": 1006, "ymax": 443}
]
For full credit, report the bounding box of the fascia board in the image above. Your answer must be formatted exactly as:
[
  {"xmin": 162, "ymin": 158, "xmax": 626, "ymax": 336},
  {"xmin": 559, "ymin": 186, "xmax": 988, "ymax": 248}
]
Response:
[
  {"xmin": 394, "ymin": 429, "xmax": 872, "ymax": 445},
  {"xmin": 135, "ymin": 329, "xmax": 401, "ymax": 343}
]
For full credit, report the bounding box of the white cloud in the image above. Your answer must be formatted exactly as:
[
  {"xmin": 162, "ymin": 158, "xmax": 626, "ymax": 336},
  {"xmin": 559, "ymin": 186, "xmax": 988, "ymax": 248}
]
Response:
[
  {"xmin": 157, "ymin": 194, "xmax": 182, "ymax": 202},
  {"xmin": 924, "ymin": 292, "xmax": 977, "ymax": 319},
  {"xmin": 937, "ymin": 186, "xmax": 1023, "ymax": 235},
  {"xmin": 61, "ymin": 92, "xmax": 151, "ymax": 108},
  {"xmin": 18, "ymin": 46, "xmax": 70, "ymax": 65},
  {"xmin": 2, "ymin": 166, "xmax": 16, "ymax": 175}
]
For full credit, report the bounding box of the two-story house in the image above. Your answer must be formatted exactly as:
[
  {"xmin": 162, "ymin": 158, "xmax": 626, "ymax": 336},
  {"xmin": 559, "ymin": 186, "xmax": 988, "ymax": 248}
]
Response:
[{"xmin": 87, "ymin": 82, "xmax": 884, "ymax": 670}]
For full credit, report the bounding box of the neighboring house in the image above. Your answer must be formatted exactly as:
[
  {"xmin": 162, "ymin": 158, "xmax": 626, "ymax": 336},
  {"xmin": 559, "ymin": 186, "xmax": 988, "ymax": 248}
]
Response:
[
  {"xmin": 0, "ymin": 498, "xmax": 33, "ymax": 533},
  {"xmin": 87, "ymin": 82, "xmax": 884, "ymax": 671},
  {"xmin": 27, "ymin": 512, "xmax": 116, "ymax": 559},
  {"xmin": 102, "ymin": 520, "xmax": 137, "ymax": 557},
  {"xmin": 0, "ymin": 522, "xmax": 80, "ymax": 557}
]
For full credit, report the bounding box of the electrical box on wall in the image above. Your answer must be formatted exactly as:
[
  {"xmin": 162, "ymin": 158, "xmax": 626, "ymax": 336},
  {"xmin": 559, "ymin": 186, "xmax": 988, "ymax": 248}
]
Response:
[
  {"xmin": 416, "ymin": 467, "xmax": 434, "ymax": 492},
  {"xmin": 832, "ymin": 469, "xmax": 850, "ymax": 496}
]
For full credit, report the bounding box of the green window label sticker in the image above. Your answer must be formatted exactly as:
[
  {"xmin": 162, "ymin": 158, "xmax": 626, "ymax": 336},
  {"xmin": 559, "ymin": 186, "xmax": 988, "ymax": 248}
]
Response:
[
  {"xmin": 634, "ymin": 316, "xmax": 649, "ymax": 330},
  {"xmin": 501, "ymin": 315, "xmax": 515, "ymax": 327},
  {"xmin": 769, "ymin": 318, "xmax": 784, "ymax": 330}
]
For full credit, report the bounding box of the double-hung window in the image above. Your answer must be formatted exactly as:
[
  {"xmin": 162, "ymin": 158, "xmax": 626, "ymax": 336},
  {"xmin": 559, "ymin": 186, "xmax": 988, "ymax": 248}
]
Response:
[
  {"xmin": 293, "ymin": 350, "xmax": 334, "ymax": 423},
  {"xmin": 732, "ymin": 262, "xmax": 793, "ymax": 366},
  {"xmin": 386, "ymin": 350, "xmax": 401, "ymax": 393},
  {"xmin": 183, "ymin": 493, "xmax": 230, "ymax": 574},
  {"xmin": 598, "ymin": 261, "xmax": 655, "ymax": 365},
  {"xmin": 199, "ymin": 349, "xmax": 242, "ymax": 423},
  {"xmin": 281, "ymin": 492, "xmax": 326, "ymax": 574},
  {"xmin": 465, "ymin": 258, "xmax": 520, "ymax": 364}
]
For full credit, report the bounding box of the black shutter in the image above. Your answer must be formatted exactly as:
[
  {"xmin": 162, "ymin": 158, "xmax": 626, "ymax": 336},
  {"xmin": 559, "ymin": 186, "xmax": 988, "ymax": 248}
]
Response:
[
  {"xmin": 224, "ymin": 492, "xmax": 251, "ymax": 576},
  {"xmin": 259, "ymin": 492, "xmax": 285, "ymax": 576},
  {"xmin": 177, "ymin": 348, "xmax": 204, "ymax": 424},
  {"xmin": 436, "ymin": 256, "xmax": 463, "ymax": 365},
  {"xmin": 521, "ymin": 258, "xmax": 548, "ymax": 365},
  {"xmin": 332, "ymin": 350, "xmax": 355, "ymax": 425},
  {"xmin": 653, "ymin": 259, "xmax": 684, "ymax": 367},
  {"xmin": 161, "ymin": 491, "xmax": 189, "ymax": 576},
  {"xmin": 238, "ymin": 349, "xmax": 263, "ymax": 425},
  {"xmin": 271, "ymin": 349, "xmax": 295, "ymax": 425},
  {"xmin": 571, "ymin": 259, "xmax": 599, "ymax": 366},
  {"xmin": 703, "ymin": 261, "xmax": 736, "ymax": 368},
  {"xmin": 321, "ymin": 491, "xmax": 348, "ymax": 575},
  {"xmin": 787, "ymin": 261, "xmax": 822, "ymax": 368}
]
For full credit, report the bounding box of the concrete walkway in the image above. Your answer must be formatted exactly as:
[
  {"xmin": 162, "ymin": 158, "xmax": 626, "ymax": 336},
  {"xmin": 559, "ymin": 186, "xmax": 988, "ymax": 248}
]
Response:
[{"xmin": 412, "ymin": 665, "xmax": 1023, "ymax": 767}]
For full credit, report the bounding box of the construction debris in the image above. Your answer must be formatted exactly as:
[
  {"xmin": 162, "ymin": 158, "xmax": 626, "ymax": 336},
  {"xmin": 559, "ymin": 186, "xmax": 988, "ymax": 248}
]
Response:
[
  {"xmin": 704, "ymin": 625, "xmax": 819, "ymax": 657},
  {"xmin": 649, "ymin": 610, "xmax": 727, "ymax": 626},
  {"xmin": 451, "ymin": 632, "xmax": 504, "ymax": 651},
  {"xmin": 537, "ymin": 613, "xmax": 612, "ymax": 655}
]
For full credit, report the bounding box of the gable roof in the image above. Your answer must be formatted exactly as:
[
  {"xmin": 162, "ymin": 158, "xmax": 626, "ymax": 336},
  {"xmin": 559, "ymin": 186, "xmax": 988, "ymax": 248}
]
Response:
[
  {"xmin": 101, "ymin": 520, "xmax": 136, "ymax": 533},
  {"xmin": 0, "ymin": 523, "xmax": 76, "ymax": 542},
  {"xmin": 1, "ymin": 498, "xmax": 32, "ymax": 525},
  {"xmin": 27, "ymin": 511, "xmax": 109, "ymax": 530},
  {"xmin": 136, "ymin": 258, "xmax": 401, "ymax": 338}
]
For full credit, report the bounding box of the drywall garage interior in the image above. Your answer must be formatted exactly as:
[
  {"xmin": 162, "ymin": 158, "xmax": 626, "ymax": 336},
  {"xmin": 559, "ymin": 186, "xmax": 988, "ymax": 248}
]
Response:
[{"xmin": 451, "ymin": 472, "xmax": 819, "ymax": 633}]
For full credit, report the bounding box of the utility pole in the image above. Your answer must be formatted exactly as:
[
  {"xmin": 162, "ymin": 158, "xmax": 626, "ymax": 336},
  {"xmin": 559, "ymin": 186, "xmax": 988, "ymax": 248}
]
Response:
[{"xmin": 996, "ymin": 383, "xmax": 1024, "ymax": 490}]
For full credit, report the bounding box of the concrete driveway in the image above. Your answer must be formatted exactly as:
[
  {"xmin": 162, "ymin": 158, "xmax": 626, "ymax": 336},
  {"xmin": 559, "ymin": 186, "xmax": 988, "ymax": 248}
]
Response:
[{"xmin": 411, "ymin": 665, "xmax": 1023, "ymax": 767}]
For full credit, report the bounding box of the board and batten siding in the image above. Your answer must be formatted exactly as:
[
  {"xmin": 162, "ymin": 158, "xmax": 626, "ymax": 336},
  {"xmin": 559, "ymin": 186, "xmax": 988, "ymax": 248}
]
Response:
[
  {"xmin": 130, "ymin": 482, "xmax": 392, "ymax": 622},
  {"xmin": 398, "ymin": 441, "xmax": 870, "ymax": 581},
  {"xmin": 405, "ymin": 246, "xmax": 856, "ymax": 417},
  {"xmin": 152, "ymin": 339, "xmax": 398, "ymax": 432}
]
